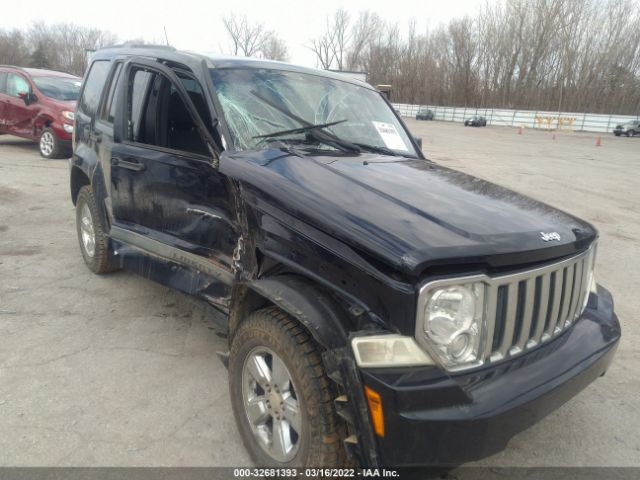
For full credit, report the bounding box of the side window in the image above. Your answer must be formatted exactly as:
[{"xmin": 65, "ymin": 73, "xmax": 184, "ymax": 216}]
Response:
[
  {"xmin": 78, "ymin": 60, "xmax": 110, "ymax": 116},
  {"xmin": 6, "ymin": 74, "xmax": 30, "ymax": 97},
  {"xmin": 126, "ymin": 66, "xmax": 209, "ymax": 156},
  {"xmin": 99, "ymin": 63, "xmax": 123, "ymax": 123},
  {"xmin": 0, "ymin": 72, "xmax": 7, "ymax": 94}
]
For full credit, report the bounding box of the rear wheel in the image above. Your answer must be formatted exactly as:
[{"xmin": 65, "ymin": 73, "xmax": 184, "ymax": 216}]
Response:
[
  {"xmin": 75, "ymin": 186, "xmax": 119, "ymax": 274},
  {"xmin": 229, "ymin": 307, "xmax": 346, "ymax": 467},
  {"xmin": 626, "ymin": 130, "xmax": 635, "ymax": 137}
]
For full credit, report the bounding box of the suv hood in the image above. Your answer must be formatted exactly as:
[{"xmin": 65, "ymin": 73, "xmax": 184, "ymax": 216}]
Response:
[{"xmin": 222, "ymin": 150, "xmax": 596, "ymax": 276}]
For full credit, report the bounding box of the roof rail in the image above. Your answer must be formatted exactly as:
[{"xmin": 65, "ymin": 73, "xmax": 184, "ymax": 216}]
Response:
[{"xmin": 103, "ymin": 43, "xmax": 176, "ymax": 51}]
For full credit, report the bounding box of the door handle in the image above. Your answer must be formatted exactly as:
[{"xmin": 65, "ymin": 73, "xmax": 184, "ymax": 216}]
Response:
[{"xmin": 111, "ymin": 157, "xmax": 146, "ymax": 171}]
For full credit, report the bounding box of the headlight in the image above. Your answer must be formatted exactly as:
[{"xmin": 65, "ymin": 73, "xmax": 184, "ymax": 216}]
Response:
[
  {"xmin": 417, "ymin": 280, "xmax": 486, "ymax": 370},
  {"xmin": 62, "ymin": 110, "xmax": 75, "ymax": 121},
  {"xmin": 352, "ymin": 334, "xmax": 433, "ymax": 368}
]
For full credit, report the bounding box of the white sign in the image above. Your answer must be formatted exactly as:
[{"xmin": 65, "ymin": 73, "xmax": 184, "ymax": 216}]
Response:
[{"xmin": 372, "ymin": 121, "xmax": 408, "ymax": 151}]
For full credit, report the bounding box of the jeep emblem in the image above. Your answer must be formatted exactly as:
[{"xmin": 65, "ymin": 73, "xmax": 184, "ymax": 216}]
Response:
[{"xmin": 540, "ymin": 231, "xmax": 561, "ymax": 242}]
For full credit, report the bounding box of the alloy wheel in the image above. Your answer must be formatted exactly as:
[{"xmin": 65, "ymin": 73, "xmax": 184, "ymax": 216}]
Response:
[
  {"xmin": 242, "ymin": 347, "xmax": 302, "ymax": 462},
  {"xmin": 40, "ymin": 131, "xmax": 55, "ymax": 156},
  {"xmin": 80, "ymin": 203, "xmax": 96, "ymax": 257}
]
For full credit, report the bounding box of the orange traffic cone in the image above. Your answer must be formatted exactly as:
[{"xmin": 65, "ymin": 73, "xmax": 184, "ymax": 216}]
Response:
[{"xmin": 596, "ymin": 136, "xmax": 601, "ymax": 146}]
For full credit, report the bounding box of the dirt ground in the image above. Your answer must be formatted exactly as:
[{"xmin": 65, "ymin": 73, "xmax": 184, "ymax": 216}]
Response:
[{"xmin": 0, "ymin": 121, "xmax": 638, "ymax": 466}]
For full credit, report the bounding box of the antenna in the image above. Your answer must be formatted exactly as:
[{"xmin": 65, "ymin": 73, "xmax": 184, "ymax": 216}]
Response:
[{"xmin": 163, "ymin": 26, "xmax": 170, "ymax": 46}]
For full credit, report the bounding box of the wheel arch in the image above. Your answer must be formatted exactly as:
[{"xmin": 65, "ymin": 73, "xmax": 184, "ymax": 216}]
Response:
[
  {"xmin": 70, "ymin": 165, "xmax": 91, "ymax": 205},
  {"xmin": 229, "ymin": 274, "xmax": 352, "ymax": 350}
]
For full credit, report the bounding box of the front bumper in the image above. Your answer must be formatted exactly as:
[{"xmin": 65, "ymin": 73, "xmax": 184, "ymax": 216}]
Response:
[
  {"xmin": 354, "ymin": 286, "xmax": 620, "ymax": 467},
  {"xmin": 50, "ymin": 121, "xmax": 74, "ymax": 142}
]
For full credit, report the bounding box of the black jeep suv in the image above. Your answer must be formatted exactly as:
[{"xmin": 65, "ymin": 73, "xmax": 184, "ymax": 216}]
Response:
[{"xmin": 70, "ymin": 46, "xmax": 620, "ymax": 468}]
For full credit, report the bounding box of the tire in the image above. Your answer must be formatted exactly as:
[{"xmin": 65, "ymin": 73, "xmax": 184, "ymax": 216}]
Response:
[
  {"xmin": 627, "ymin": 130, "xmax": 636, "ymax": 137},
  {"xmin": 615, "ymin": 133, "xmax": 621, "ymax": 136},
  {"xmin": 39, "ymin": 127, "xmax": 66, "ymax": 159},
  {"xmin": 75, "ymin": 186, "xmax": 119, "ymax": 274},
  {"xmin": 229, "ymin": 307, "xmax": 346, "ymax": 468}
]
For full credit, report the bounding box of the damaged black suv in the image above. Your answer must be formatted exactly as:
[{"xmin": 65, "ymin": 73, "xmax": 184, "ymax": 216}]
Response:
[{"xmin": 70, "ymin": 46, "xmax": 620, "ymax": 468}]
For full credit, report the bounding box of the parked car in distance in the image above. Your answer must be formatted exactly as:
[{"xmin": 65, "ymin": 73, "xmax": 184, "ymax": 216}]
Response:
[
  {"xmin": 71, "ymin": 46, "xmax": 620, "ymax": 468},
  {"xmin": 464, "ymin": 115, "xmax": 487, "ymax": 127},
  {"xmin": 613, "ymin": 120, "xmax": 640, "ymax": 137},
  {"xmin": 0, "ymin": 66, "xmax": 80, "ymax": 158},
  {"xmin": 416, "ymin": 107, "xmax": 434, "ymax": 120}
]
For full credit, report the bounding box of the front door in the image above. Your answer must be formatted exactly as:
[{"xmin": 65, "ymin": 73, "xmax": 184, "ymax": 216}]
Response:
[
  {"xmin": 4, "ymin": 73, "xmax": 35, "ymax": 137},
  {"xmin": 108, "ymin": 60, "xmax": 238, "ymax": 300}
]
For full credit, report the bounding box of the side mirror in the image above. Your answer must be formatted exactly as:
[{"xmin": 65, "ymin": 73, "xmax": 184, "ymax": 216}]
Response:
[
  {"xmin": 18, "ymin": 92, "xmax": 36, "ymax": 105},
  {"xmin": 413, "ymin": 136, "xmax": 423, "ymax": 149}
]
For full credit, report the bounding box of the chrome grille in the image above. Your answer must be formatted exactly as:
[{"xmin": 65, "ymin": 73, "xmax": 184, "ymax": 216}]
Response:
[{"xmin": 483, "ymin": 246, "xmax": 596, "ymax": 364}]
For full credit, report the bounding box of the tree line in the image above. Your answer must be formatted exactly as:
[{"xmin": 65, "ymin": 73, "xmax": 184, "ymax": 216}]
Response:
[
  {"xmin": 0, "ymin": 22, "xmax": 117, "ymax": 76},
  {"xmin": 1, "ymin": 0, "xmax": 639, "ymax": 115},
  {"xmin": 310, "ymin": 0, "xmax": 640, "ymax": 114}
]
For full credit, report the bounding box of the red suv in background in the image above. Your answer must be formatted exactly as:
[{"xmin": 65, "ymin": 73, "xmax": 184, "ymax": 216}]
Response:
[{"xmin": 0, "ymin": 66, "xmax": 81, "ymax": 158}]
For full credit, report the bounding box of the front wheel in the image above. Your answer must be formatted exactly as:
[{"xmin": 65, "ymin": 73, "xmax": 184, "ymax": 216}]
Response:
[
  {"xmin": 39, "ymin": 127, "xmax": 65, "ymax": 159},
  {"xmin": 627, "ymin": 130, "xmax": 636, "ymax": 137},
  {"xmin": 229, "ymin": 307, "xmax": 346, "ymax": 467}
]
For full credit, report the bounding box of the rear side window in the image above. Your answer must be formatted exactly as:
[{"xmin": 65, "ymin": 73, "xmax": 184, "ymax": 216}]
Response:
[
  {"xmin": 0, "ymin": 72, "xmax": 7, "ymax": 93},
  {"xmin": 78, "ymin": 60, "xmax": 110, "ymax": 116}
]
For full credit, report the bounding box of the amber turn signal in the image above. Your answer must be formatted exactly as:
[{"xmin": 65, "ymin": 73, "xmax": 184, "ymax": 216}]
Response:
[{"xmin": 364, "ymin": 385, "xmax": 384, "ymax": 437}]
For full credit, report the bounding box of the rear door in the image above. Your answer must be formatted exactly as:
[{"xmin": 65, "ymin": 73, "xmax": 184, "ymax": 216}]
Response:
[{"xmin": 109, "ymin": 59, "xmax": 237, "ymax": 300}]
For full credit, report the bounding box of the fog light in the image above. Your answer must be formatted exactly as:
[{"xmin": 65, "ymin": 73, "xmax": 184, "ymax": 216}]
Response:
[{"xmin": 63, "ymin": 124, "xmax": 74, "ymax": 133}]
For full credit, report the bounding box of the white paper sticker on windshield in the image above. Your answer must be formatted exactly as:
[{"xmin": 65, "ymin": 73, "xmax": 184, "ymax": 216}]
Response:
[{"xmin": 372, "ymin": 121, "xmax": 408, "ymax": 151}]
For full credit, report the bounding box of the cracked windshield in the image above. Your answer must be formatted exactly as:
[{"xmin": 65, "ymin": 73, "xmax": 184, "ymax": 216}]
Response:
[{"xmin": 210, "ymin": 68, "xmax": 417, "ymax": 156}]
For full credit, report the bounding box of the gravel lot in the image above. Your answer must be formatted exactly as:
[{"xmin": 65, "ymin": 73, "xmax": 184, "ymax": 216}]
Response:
[{"xmin": 0, "ymin": 121, "xmax": 638, "ymax": 467}]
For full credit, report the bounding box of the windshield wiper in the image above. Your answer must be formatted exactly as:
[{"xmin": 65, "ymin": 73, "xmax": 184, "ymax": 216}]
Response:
[
  {"xmin": 353, "ymin": 143, "xmax": 400, "ymax": 157},
  {"xmin": 249, "ymin": 90, "xmax": 360, "ymax": 153},
  {"xmin": 353, "ymin": 143, "xmax": 417, "ymax": 159},
  {"xmin": 254, "ymin": 120, "xmax": 347, "ymax": 140}
]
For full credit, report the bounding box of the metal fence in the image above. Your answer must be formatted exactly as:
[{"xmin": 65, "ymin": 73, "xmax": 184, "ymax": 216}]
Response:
[{"xmin": 392, "ymin": 103, "xmax": 640, "ymax": 133}]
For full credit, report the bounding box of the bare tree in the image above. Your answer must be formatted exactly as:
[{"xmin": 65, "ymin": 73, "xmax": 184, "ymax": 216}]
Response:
[
  {"xmin": 1, "ymin": 22, "xmax": 115, "ymax": 75},
  {"xmin": 222, "ymin": 14, "xmax": 268, "ymax": 57},
  {"xmin": 310, "ymin": 9, "xmax": 351, "ymax": 70},
  {"xmin": 309, "ymin": 29, "xmax": 337, "ymax": 69},
  {"xmin": 261, "ymin": 34, "xmax": 289, "ymax": 61},
  {"xmin": 0, "ymin": 29, "xmax": 29, "ymax": 65},
  {"xmin": 347, "ymin": 11, "xmax": 383, "ymax": 70}
]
